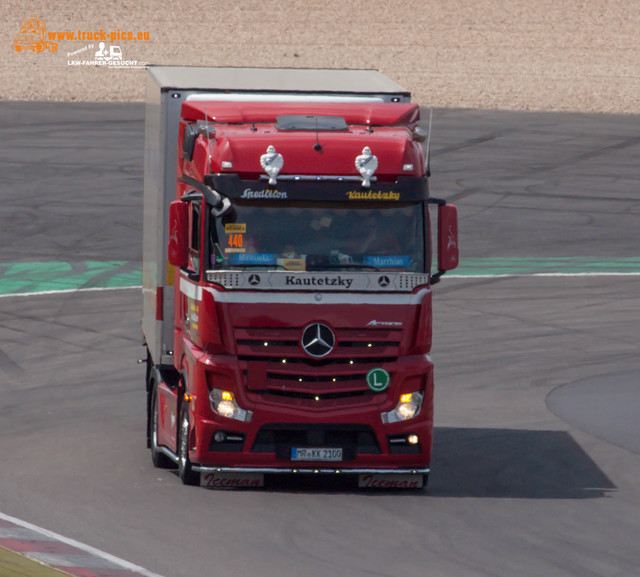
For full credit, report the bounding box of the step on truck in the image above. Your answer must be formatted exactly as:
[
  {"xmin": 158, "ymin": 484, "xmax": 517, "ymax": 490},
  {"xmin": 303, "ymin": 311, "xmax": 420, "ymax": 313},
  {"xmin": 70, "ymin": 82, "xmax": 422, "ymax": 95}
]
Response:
[{"xmin": 142, "ymin": 66, "xmax": 459, "ymax": 489}]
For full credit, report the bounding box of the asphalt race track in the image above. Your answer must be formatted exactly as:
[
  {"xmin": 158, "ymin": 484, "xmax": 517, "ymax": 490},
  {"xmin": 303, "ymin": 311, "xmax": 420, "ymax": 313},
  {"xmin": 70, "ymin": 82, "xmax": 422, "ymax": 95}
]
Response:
[{"xmin": 1, "ymin": 102, "xmax": 639, "ymax": 577}]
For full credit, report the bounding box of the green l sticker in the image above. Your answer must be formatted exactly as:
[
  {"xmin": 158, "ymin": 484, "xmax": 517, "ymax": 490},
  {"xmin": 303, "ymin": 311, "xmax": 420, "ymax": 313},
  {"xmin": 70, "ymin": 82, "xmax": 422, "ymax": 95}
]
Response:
[{"xmin": 366, "ymin": 368, "xmax": 390, "ymax": 392}]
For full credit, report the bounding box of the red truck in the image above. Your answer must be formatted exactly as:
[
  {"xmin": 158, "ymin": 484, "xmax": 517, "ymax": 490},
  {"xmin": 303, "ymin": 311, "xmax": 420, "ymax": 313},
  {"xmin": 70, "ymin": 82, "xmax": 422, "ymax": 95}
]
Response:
[{"xmin": 142, "ymin": 66, "xmax": 458, "ymax": 488}]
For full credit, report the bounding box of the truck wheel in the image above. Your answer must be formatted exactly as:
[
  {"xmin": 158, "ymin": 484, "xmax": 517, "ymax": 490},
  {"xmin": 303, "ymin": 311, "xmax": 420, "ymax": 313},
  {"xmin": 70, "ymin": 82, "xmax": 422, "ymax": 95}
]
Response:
[
  {"xmin": 178, "ymin": 403, "xmax": 199, "ymax": 485},
  {"xmin": 150, "ymin": 384, "xmax": 173, "ymax": 469}
]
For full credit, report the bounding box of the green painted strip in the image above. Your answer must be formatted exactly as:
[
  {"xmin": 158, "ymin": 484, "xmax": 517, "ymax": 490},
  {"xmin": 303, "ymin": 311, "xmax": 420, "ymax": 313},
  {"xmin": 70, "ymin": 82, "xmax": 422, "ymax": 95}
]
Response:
[
  {"xmin": 1, "ymin": 257, "xmax": 640, "ymax": 297},
  {"xmin": 0, "ymin": 261, "xmax": 141, "ymax": 296},
  {"xmin": 451, "ymin": 257, "xmax": 640, "ymax": 276}
]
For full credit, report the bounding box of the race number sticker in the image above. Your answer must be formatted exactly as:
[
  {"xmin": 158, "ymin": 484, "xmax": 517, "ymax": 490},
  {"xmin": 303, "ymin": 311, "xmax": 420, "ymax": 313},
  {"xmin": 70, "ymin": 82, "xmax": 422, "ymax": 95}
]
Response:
[
  {"xmin": 227, "ymin": 233, "xmax": 244, "ymax": 249},
  {"xmin": 224, "ymin": 223, "xmax": 247, "ymax": 253},
  {"xmin": 225, "ymin": 223, "xmax": 247, "ymax": 233}
]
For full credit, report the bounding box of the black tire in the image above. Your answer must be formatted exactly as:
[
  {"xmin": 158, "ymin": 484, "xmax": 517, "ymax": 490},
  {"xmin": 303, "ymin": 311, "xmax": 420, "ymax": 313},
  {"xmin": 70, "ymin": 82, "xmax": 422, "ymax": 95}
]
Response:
[
  {"xmin": 150, "ymin": 383, "xmax": 173, "ymax": 469},
  {"xmin": 178, "ymin": 402, "xmax": 199, "ymax": 485}
]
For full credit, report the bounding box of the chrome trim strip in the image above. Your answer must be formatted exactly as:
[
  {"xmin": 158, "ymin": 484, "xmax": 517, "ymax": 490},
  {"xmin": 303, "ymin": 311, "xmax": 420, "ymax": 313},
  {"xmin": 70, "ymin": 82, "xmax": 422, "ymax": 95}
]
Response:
[
  {"xmin": 180, "ymin": 276, "xmax": 203, "ymax": 301},
  {"xmin": 192, "ymin": 466, "xmax": 430, "ymax": 475},
  {"xmin": 206, "ymin": 270, "xmax": 430, "ymax": 293},
  {"xmin": 203, "ymin": 286, "xmax": 429, "ymax": 305}
]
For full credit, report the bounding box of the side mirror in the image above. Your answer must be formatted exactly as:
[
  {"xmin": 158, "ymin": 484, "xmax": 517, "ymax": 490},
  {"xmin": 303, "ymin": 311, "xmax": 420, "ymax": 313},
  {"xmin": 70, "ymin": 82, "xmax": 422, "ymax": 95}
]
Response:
[
  {"xmin": 437, "ymin": 203, "xmax": 459, "ymax": 272},
  {"xmin": 168, "ymin": 200, "xmax": 189, "ymax": 268}
]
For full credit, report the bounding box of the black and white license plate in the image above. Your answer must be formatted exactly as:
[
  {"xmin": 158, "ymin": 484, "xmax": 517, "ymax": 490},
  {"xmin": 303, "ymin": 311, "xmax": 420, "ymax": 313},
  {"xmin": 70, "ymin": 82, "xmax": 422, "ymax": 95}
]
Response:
[{"xmin": 291, "ymin": 447, "xmax": 343, "ymax": 462}]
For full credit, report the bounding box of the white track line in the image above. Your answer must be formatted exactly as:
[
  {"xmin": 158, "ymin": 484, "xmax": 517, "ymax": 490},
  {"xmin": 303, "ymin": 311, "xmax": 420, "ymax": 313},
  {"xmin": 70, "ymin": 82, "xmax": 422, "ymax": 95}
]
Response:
[
  {"xmin": 446, "ymin": 273, "xmax": 640, "ymax": 278},
  {"xmin": 0, "ymin": 511, "xmax": 166, "ymax": 577},
  {"xmin": 0, "ymin": 285, "xmax": 142, "ymax": 298},
  {"xmin": 1, "ymin": 272, "xmax": 639, "ymax": 299}
]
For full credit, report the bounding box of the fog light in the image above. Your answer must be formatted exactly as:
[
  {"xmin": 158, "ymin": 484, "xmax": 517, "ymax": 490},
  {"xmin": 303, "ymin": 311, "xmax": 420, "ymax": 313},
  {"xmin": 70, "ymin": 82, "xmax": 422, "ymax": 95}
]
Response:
[
  {"xmin": 213, "ymin": 431, "xmax": 227, "ymax": 443},
  {"xmin": 407, "ymin": 434, "xmax": 419, "ymax": 445},
  {"xmin": 381, "ymin": 391, "xmax": 424, "ymax": 424},
  {"xmin": 209, "ymin": 388, "xmax": 253, "ymax": 422}
]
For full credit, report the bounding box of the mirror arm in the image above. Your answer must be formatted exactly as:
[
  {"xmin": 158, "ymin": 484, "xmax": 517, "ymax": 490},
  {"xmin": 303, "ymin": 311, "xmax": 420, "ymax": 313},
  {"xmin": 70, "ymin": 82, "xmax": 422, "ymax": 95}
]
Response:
[
  {"xmin": 180, "ymin": 175, "xmax": 225, "ymax": 209},
  {"xmin": 430, "ymin": 270, "xmax": 445, "ymax": 284}
]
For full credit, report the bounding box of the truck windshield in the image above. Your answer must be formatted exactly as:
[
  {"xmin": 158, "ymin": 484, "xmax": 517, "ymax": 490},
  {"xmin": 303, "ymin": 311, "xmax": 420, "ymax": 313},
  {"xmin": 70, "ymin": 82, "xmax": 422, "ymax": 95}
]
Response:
[{"xmin": 209, "ymin": 201, "xmax": 425, "ymax": 272}]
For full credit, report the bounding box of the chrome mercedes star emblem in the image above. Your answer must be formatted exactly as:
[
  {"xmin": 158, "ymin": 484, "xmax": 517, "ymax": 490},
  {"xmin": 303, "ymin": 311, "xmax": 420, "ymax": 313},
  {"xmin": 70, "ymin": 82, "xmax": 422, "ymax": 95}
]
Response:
[{"xmin": 301, "ymin": 323, "xmax": 336, "ymax": 358}]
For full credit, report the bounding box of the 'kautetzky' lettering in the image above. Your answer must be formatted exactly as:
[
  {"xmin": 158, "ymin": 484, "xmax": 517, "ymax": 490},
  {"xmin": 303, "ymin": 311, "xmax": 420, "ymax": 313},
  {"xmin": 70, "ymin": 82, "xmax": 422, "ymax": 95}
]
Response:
[
  {"xmin": 285, "ymin": 275, "xmax": 353, "ymax": 289},
  {"xmin": 346, "ymin": 190, "xmax": 400, "ymax": 201}
]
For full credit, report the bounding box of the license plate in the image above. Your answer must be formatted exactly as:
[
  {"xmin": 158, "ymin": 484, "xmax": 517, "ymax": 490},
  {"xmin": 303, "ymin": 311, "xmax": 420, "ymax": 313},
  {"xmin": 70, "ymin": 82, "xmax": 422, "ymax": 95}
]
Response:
[{"xmin": 291, "ymin": 447, "xmax": 343, "ymax": 461}]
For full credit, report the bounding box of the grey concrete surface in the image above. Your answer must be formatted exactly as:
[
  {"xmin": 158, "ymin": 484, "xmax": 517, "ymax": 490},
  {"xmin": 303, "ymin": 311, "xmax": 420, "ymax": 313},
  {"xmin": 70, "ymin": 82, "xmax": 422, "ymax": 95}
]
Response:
[
  {"xmin": 1, "ymin": 102, "xmax": 640, "ymax": 577},
  {"xmin": 547, "ymin": 371, "xmax": 640, "ymax": 455}
]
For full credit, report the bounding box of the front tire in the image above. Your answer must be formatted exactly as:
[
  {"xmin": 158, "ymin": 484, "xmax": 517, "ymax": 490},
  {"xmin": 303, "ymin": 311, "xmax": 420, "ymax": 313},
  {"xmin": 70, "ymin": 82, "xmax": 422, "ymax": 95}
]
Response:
[{"xmin": 178, "ymin": 402, "xmax": 199, "ymax": 485}]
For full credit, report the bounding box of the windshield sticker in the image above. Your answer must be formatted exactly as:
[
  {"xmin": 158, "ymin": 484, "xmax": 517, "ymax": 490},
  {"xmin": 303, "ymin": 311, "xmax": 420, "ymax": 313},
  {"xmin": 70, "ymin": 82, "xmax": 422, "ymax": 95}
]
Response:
[
  {"xmin": 240, "ymin": 188, "xmax": 288, "ymax": 200},
  {"xmin": 364, "ymin": 255, "xmax": 413, "ymax": 268},
  {"xmin": 226, "ymin": 233, "xmax": 244, "ymax": 249},
  {"xmin": 346, "ymin": 190, "xmax": 400, "ymax": 201},
  {"xmin": 225, "ymin": 223, "xmax": 246, "ymax": 234},
  {"xmin": 228, "ymin": 253, "xmax": 277, "ymax": 265},
  {"xmin": 277, "ymin": 258, "xmax": 306, "ymax": 271}
]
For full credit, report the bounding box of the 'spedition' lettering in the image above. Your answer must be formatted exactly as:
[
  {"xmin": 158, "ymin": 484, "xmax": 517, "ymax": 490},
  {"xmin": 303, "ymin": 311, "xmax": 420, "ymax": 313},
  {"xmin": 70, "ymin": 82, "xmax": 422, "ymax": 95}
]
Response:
[{"xmin": 241, "ymin": 188, "xmax": 288, "ymax": 199}]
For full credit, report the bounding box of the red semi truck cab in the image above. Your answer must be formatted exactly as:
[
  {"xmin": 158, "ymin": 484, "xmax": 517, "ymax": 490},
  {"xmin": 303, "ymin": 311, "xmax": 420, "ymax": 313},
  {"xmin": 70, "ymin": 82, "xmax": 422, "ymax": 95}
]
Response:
[{"xmin": 142, "ymin": 67, "xmax": 458, "ymax": 488}]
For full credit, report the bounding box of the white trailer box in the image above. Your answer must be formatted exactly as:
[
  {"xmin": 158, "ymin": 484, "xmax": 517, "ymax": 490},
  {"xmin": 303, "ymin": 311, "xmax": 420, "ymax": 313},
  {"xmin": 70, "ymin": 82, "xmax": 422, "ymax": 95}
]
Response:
[{"xmin": 142, "ymin": 66, "xmax": 411, "ymax": 367}]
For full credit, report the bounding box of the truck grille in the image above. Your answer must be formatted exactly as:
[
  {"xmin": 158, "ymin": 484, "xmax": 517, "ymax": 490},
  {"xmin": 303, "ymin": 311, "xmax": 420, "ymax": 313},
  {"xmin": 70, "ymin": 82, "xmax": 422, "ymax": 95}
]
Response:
[{"xmin": 236, "ymin": 326, "xmax": 400, "ymax": 400}]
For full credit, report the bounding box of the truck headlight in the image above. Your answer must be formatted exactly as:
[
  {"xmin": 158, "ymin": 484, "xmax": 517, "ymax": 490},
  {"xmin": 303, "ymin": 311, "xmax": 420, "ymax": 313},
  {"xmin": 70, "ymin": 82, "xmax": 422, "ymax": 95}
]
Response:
[
  {"xmin": 209, "ymin": 388, "xmax": 253, "ymax": 422},
  {"xmin": 381, "ymin": 392, "xmax": 424, "ymax": 424}
]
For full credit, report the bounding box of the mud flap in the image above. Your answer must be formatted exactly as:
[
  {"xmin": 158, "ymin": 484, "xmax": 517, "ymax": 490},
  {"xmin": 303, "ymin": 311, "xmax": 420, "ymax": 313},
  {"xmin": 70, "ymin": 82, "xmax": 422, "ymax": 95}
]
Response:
[
  {"xmin": 358, "ymin": 473, "xmax": 425, "ymax": 489},
  {"xmin": 201, "ymin": 472, "xmax": 264, "ymax": 489}
]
